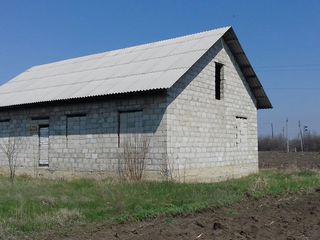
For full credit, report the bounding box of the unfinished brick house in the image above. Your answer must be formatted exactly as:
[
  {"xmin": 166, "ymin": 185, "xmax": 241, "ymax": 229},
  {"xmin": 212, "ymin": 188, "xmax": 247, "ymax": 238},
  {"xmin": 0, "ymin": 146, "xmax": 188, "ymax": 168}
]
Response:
[{"xmin": 0, "ymin": 26, "xmax": 271, "ymax": 182}]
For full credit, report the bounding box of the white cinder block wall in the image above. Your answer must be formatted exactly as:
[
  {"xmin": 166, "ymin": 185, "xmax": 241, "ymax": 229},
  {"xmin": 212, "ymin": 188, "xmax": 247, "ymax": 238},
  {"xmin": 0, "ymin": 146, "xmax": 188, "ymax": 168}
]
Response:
[
  {"xmin": 0, "ymin": 94, "xmax": 168, "ymax": 179},
  {"xmin": 166, "ymin": 39, "xmax": 258, "ymax": 182}
]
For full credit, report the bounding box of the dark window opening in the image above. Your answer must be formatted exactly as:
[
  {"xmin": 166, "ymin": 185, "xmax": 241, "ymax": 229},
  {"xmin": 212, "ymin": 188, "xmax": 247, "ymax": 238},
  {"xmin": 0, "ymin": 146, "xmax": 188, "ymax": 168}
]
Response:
[
  {"xmin": 66, "ymin": 113, "xmax": 87, "ymax": 148},
  {"xmin": 236, "ymin": 116, "xmax": 248, "ymax": 120},
  {"xmin": 0, "ymin": 119, "xmax": 10, "ymax": 137},
  {"xmin": 118, "ymin": 110, "xmax": 143, "ymax": 147},
  {"xmin": 31, "ymin": 116, "xmax": 49, "ymax": 121},
  {"xmin": 0, "ymin": 119, "xmax": 10, "ymax": 123},
  {"xmin": 66, "ymin": 113, "xmax": 86, "ymax": 118},
  {"xmin": 215, "ymin": 62, "xmax": 223, "ymax": 100},
  {"xmin": 66, "ymin": 113, "xmax": 87, "ymax": 135}
]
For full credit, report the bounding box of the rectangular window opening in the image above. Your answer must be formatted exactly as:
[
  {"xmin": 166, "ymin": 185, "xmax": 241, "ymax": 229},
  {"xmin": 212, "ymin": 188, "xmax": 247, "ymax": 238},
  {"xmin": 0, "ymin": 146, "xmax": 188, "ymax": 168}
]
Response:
[
  {"xmin": 215, "ymin": 62, "xmax": 223, "ymax": 100},
  {"xmin": 66, "ymin": 113, "xmax": 87, "ymax": 148},
  {"xmin": 38, "ymin": 124, "xmax": 49, "ymax": 167},
  {"xmin": 66, "ymin": 113, "xmax": 86, "ymax": 118},
  {"xmin": 235, "ymin": 117, "xmax": 248, "ymax": 150},
  {"xmin": 118, "ymin": 110, "xmax": 143, "ymax": 148},
  {"xmin": 0, "ymin": 119, "xmax": 10, "ymax": 137},
  {"xmin": 31, "ymin": 116, "xmax": 49, "ymax": 121},
  {"xmin": 236, "ymin": 116, "xmax": 248, "ymax": 120},
  {"xmin": 0, "ymin": 119, "xmax": 10, "ymax": 123}
]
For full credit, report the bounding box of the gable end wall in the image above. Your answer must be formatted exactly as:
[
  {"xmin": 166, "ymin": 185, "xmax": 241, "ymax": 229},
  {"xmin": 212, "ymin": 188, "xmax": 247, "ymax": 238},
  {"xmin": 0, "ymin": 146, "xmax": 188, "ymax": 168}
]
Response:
[{"xmin": 166, "ymin": 39, "xmax": 258, "ymax": 182}]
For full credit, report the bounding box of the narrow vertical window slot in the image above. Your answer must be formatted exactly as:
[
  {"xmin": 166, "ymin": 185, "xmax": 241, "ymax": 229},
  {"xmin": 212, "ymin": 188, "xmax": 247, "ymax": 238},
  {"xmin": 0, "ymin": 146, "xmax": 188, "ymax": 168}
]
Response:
[{"xmin": 215, "ymin": 62, "xmax": 223, "ymax": 100}]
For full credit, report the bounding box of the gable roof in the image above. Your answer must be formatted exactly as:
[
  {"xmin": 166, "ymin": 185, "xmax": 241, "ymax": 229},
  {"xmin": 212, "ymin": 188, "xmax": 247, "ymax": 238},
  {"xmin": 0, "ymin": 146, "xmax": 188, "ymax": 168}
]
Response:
[{"xmin": 0, "ymin": 26, "xmax": 271, "ymax": 109}]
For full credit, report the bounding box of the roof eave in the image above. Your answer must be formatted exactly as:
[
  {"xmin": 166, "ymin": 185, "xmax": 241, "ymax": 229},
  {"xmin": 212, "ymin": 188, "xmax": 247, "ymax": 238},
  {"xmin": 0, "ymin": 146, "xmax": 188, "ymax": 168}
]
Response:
[
  {"xmin": 223, "ymin": 27, "xmax": 272, "ymax": 109},
  {"xmin": 0, "ymin": 88, "xmax": 167, "ymax": 111}
]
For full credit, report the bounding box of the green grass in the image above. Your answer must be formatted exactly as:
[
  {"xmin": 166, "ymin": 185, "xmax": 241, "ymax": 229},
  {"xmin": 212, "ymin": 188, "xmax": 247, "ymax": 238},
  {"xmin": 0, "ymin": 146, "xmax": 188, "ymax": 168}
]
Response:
[{"xmin": 0, "ymin": 170, "xmax": 319, "ymax": 236}]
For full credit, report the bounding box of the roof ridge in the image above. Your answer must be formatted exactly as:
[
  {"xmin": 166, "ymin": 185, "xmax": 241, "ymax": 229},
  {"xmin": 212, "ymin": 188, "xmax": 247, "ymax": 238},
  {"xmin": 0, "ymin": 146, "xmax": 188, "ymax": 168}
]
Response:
[{"xmin": 28, "ymin": 26, "xmax": 231, "ymax": 72}]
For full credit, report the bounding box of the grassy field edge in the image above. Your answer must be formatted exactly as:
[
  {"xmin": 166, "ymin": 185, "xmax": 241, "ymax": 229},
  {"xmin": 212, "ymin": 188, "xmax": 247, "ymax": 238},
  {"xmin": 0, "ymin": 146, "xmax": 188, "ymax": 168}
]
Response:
[{"xmin": 0, "ymin": 170, "xmax": 319, "ymax": 237}]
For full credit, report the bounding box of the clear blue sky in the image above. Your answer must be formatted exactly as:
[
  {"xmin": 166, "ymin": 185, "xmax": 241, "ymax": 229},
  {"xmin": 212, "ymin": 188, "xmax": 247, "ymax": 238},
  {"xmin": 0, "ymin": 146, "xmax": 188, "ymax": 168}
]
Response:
[{"xmin": 0, "ymin": 0, "xmax": 319, "ymax": 138}]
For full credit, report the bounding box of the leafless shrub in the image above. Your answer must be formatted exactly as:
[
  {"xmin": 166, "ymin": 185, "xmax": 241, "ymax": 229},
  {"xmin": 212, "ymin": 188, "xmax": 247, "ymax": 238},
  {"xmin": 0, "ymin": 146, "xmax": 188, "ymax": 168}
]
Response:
[
  {"xmin": 291, "ymin": 132, "xmax": 320, "ymax": 152},
  {"xmin": 258, "ymin": 134, "xmax": 286, "ymax": 151},
  {"xmin": 37, "ymin": 195, "xmax": 56, "ymax": 207},
  {"xmin": 54, "ymin": 208, "xmax": 82, "ymax": 227},
  {"xmin": 250, "ymin": 176, "xmax": 268, "ymax": 193},
  {"xmin": 0, "ymin": 137, "xmax": 20, "ymax": 183},
  {"xmin": 160, "ymin": 155, "xmax": 174, "ymax": 181},
  {"xmin": 0, "ymin": 224, "xmax": 14, "ymax": 240},
  {"xmin": 118, "ymin": 134, "xmax": 150, "ymax": 181},
  {"xmin": 160, "ymin": 155, "xmax": 187, "ymax": 182}
]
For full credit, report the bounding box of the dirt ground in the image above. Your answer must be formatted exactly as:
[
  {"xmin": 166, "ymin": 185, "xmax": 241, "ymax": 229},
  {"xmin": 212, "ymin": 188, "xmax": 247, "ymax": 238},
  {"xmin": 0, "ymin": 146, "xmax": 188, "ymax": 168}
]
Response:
[
  {"xmin": 259, "ymin": 151, "xmax": 320, "ymax": 170},
  {"xmin": 34, "ymin": 189, "xmax": 320, "ymax": 240}
]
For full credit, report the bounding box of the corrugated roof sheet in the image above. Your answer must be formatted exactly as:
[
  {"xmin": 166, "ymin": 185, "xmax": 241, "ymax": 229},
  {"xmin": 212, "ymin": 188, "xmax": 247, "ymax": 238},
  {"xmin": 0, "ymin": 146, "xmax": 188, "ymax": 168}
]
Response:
[{"xmin": 0, "ymin": 26, "xmax": 271, "ymax": 109}]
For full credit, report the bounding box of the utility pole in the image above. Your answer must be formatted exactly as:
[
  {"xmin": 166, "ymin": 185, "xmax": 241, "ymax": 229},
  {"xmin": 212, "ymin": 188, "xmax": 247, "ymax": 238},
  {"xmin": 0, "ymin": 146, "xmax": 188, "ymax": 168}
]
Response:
[
  {"xmin": 299, "ymin": 120, "xmax": 304, "ymax": 152},
  {"xmin": 271, "ymin": 123, "xmax": 274, "ymax": 139},
  {"xmin": 304, "ymin": 125, "xmax": 308, "ymax": 151},
  {"xmin": 282, "ymin": 126, "xmax": 285, "ymax": 138},
  {"xmin": 286, "ymin": 118, "xmax": 289, "ymax": 153}
]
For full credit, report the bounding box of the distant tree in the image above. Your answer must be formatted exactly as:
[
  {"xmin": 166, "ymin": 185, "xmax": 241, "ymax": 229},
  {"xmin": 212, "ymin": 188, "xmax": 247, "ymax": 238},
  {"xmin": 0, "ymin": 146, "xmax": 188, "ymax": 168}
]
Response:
[
  {"xmin": 259, "ymin": 132, "xmax": 320, "ymax": 152},
  {"xmin": 291, "ymin": 132, "xmax": 320, "ymax": 152},
  {"xmin": 258, "ymin": 134, "xmax": 286, "ymax": 151}
]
